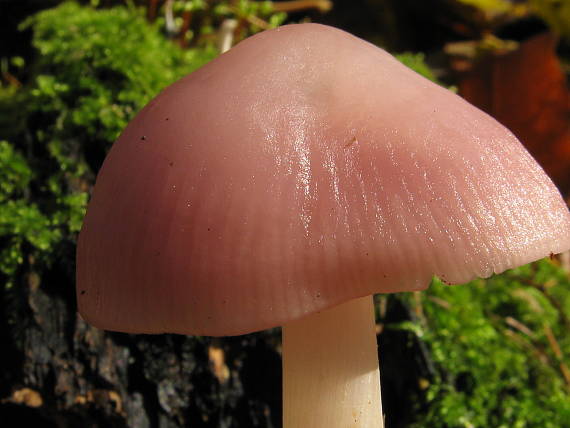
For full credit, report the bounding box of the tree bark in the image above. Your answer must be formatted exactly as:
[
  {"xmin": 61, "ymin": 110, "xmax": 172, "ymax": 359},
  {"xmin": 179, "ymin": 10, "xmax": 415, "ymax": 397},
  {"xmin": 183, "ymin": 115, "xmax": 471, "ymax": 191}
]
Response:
[{"xmin": 0, "ymin": 249, "xmax": 282, "ymax": 427}]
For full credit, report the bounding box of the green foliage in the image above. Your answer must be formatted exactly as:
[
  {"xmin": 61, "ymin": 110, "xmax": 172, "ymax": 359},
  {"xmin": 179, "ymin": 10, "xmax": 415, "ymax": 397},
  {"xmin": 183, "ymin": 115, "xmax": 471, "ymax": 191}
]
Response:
[
  {"xmin": 455, "ymin": 0, "xmax": 513, "ymax": 15},
  {"xmin": 396, "ymin": 52, "xmax": 458, "ymax": 93},
  {"xmin": 396, "ymin": 52, "xmax": 439, "ymax": 83},
  {"xmin": 212, "ymin": 0, "xmax": 287, "ymax": 30},
  {"xmin": 0, "ymin": 0, "xmax": 288, "ymax": 288},
  {"xmin": 21, "ymin": 2, "xmax": 215, "ymax": 144},
  {"xmin": 454, "ymin": 0, "xmax": 570, "ymax": 41},
  {"xmin": 0, "ymin": 140, "xmax": 59, "ymax": 279},
  {"xmin": 0, "ymin": 1, "xmax": 218, "ymax": 286},
  {"xmin": 0, "ymin": 0, "xmax": 288, "ymax": 287},
  {"xmin": 155, "ymin": 0, "xmax": 287, "ymax": 47},
  {"xmin": 0, "ymin": 140, "xmax": 32, "ymax": 201},
  {"xmin": 404, "ymin": 259, "xmax": 570, "ymax": 427}
]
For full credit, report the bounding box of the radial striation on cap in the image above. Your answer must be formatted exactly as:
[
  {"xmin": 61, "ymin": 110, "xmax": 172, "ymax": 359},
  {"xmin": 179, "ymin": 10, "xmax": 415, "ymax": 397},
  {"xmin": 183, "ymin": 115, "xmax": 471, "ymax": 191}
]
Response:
[{"xmin": 76, "ymin": 24, "xmax": 570, "ymax": 336}]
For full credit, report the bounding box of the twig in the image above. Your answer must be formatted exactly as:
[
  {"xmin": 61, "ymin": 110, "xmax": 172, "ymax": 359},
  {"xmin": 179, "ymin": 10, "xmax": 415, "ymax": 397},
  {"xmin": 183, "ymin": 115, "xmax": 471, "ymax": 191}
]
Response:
[
  {"xmin": 228, "ymin": 6, "xmax": 272, "ymax": 30},
  {"xmin": 502, "ymin": 329, "xmax": 550, "ymax": 366},
  {"xmin": 218, "ymin": 19, "xmax": 238, "ymax": 53},
  {"xmin": 492, "ymin": 312, "xmax": 570, "ymax": 391},
  {"xmin": 1, "ymin": 71, "xmax": 22, "ymax": 88},
  {"xmin": 426, "ymin": 295, "xmax": 451, "ymax": 309},
  {"xmin": 147, "ymin": 0, "xmax": 160, "ymax": 22},
  {"xmin": 178, "ymin": 10, "xmax": 193, "ymax": 48},
  {"xmin": 543, "ymin": 323, "xmax": 570, "ymax": 389},
  {"xmin": 164, "ymin": 0, "xmax": 177, "ymax": 37},
  {"xmin": 489, "ymin": 313, "xmax": 549, "ymax": 364},
  {"xmin": 271, "ymin": 0, "xmax": 333, "ymax": 13},
  {"xmin": 504, "ymin": 316, "xmax": 535, "ymax": 338},
  {"xmin": 519, "ymin": 277, "xmax": 570, "ymax": 332}
]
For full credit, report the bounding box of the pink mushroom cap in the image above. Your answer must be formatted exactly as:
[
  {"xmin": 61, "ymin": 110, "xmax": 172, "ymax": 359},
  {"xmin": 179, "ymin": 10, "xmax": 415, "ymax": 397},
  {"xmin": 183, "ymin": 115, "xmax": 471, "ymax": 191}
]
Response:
[{"xmin": 76, "ymin": 24, "xmax": 570, "ymax": 336}]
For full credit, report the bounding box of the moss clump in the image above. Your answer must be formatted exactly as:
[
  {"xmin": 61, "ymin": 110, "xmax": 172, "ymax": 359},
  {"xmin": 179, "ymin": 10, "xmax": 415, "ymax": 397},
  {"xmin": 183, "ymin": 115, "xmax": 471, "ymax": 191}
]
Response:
[
  {"xmin": 400, "ymin": 259, "xmax": 570, "ymax": 428},
  {"xmin": 0, "ymin": 2, "xmax": 217, "ymax": 287}
]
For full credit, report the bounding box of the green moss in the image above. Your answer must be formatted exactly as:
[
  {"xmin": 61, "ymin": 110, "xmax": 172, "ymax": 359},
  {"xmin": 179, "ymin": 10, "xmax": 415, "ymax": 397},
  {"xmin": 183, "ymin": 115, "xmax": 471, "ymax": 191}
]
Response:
[
  {"xmin": 396, "ymin": 52, "xmax": 439, "ymax": 83},
  {"xmin": 405, "ymin": 259, "xmax": 570, "ymax": 427},
  {"xmin": 0, "ymin": 2, "xmax": 217, "ymax": 287},
  {"xmin": 2, "ymin": 4, "xmax": 568, "ymax": 425},
  {"xmin": 21, "ymin": 2, "xmax": 216, "ymax": 144}
]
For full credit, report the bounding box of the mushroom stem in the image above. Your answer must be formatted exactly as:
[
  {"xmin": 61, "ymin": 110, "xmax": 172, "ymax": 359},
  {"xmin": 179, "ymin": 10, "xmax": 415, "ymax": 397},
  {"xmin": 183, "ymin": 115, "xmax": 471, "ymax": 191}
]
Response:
[{"xmin": 283, "ymin": 296, "xmax": 383, "ymax": 427}]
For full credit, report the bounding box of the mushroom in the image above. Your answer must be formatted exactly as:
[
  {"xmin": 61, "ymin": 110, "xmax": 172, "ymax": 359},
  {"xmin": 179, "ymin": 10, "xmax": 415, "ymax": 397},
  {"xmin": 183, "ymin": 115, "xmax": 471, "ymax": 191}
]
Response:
[{"xmin": 76, "ymin": 24, "xmax": 570, "ymax": 427}]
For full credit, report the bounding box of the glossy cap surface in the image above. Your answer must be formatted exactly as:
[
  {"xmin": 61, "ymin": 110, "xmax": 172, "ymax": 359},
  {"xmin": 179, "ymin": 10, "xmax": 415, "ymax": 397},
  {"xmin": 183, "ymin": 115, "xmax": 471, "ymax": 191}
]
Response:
[{"xmin": 77, "ymin": 24, "xmax": 570, "ymax": 336}]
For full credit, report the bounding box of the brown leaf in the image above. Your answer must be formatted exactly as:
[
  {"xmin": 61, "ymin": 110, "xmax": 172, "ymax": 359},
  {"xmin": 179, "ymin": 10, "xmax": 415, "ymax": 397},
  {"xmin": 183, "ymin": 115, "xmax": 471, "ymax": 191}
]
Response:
[
  {"xmin": 208, "ymin": 345, "xmax": 230, "ymax": 384},
  {"xmin": 3, "ymin": 388, "xmax": 43, "ymax": 408},
  {"xmin": 458, "ymin": 32, "xmax": 570, "ymax": 195}
]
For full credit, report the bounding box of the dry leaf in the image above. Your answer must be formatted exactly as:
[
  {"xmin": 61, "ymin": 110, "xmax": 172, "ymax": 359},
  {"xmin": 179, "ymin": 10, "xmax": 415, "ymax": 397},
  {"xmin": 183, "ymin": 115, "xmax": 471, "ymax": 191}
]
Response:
[{"xmin": 459, "ymin": 32, "xmax": 570, "ymax": 195}]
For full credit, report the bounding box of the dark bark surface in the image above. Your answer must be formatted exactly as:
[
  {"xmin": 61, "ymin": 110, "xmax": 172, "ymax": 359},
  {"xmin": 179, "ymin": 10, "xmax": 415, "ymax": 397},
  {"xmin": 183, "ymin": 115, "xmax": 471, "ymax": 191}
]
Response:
[{"xmin": 0, "ymin": 251, "xmax": 429, "ymax": 428}]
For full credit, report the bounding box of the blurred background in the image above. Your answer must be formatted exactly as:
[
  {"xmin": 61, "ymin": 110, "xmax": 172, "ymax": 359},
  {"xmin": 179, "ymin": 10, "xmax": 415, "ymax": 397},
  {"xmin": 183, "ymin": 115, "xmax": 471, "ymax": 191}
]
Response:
[{"xmin": 1, "ymin": 0, "xmax": 569, "ymax": 427}]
